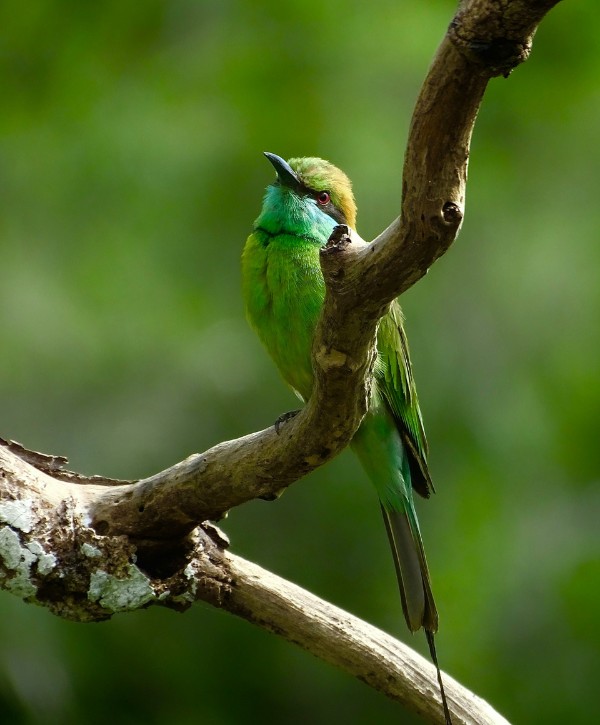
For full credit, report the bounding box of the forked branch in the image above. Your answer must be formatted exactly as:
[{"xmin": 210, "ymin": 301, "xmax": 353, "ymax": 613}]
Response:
[{"xmin": 0, "ymin": 2, "xmax": 560, "ymax": 724}]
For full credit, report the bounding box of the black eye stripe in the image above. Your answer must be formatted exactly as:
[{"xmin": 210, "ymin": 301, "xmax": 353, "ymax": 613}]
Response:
[
  {"xmin": 322, "ymin": 202, "xmax": 346, "ymax": 224},
  {"xmin": 296, "ymin": 179, "xmax": 346, "ymax": 224}
]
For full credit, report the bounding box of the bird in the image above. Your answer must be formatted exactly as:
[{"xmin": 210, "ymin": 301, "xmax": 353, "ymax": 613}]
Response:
[{"xmin": 242, "ymin": 152, "xmax": 451, "ymax": 724}]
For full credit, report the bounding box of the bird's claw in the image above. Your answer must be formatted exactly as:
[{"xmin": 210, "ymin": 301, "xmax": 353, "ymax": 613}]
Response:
[
  {"xmin": 259, "ymin": 411, "xmax": 300, "ymax": 500},
  {"xmin": 274, "ymin": 409, "xmax": 300, "ymax": 435},
  {"xmin": 259, "ymin": 489, "xmax": 285, "ymax": 502}
]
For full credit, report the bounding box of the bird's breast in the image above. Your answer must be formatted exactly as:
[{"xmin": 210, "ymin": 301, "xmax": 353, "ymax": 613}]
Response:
[{"xmin": 242, "ymin": 231, "xmax": 325, "ymax": 400}]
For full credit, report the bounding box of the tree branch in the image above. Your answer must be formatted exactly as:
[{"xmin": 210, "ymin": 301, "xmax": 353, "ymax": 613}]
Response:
[
  {"xmin": 88, "ymin": 0, "xmax": 559, "ymax": 537},
  {"xmin": 227, "ymin": 555, "xmax": 510, "ymax": 725},
  {"xmin": 1, "ymin": 444, "xmax": 507, "ymax": 725},
  {"xmin": 0, "ymin": 1, "xmax": 560, "ymax": 723}
]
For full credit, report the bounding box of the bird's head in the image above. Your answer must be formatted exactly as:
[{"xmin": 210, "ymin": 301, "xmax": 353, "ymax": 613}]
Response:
[{"xmin": 256, "ymin": 153, "xmax": 356, "ymax": 238}]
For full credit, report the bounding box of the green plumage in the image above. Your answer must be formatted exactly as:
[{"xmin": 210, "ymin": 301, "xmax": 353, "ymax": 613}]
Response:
[
  {"xmin": 243, "ymin": 153, "xmax": 451, "ymax": 721},
  {"xmin": 242, "ymin": 157, "xmax": 452, "ymax": 724},
  {"xmin": 242, "ymin": 153, "xmax": 438, "ymax": 632}
]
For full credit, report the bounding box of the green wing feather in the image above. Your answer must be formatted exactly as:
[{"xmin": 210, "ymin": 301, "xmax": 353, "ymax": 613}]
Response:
[{"xmin": 376, "ymin": 301, "xmax": 434, "ymax": 499}]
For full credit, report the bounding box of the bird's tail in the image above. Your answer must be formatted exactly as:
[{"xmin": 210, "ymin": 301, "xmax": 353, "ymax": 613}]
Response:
[
  {"xmin": 351, "ymin": 410, "xmax": 452, "ymax": 723},
  {"xmin": 352, "ymin": 410, "xmax": 439, "ymax": 633},
  {"xmin": 381, "ymin": 506, "xmax": 452, "ymax": 725},
  {"xmin": 380, "ymin": 505, "xmax": 437, "ymax": 633},
  {"xmin": 426, "ymin": 628, "xmax": 452, "ymax": 725}
]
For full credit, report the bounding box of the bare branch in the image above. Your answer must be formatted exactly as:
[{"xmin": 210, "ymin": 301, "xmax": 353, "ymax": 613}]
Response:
[
  {"xmin": 227, "ymin": 555, "xmax": 510, "ymax": 725},
  {"xmin": 1, "ymin": 1, "xmax": 561, "ymax": 722},
  {"xmin": 0, "ymin": 444, "xmax": 506, "ymax": 725}
]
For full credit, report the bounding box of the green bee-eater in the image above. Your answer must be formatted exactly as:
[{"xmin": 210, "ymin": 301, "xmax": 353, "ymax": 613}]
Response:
[{"xmin": 242, "ymin": 153, "xmax": 451, "ymax": 722}]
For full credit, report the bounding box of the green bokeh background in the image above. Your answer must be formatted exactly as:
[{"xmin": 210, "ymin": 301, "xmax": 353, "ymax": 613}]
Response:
[{"xmin": 1, "ymin": 1, "xmax": 598, "ymax": 723}]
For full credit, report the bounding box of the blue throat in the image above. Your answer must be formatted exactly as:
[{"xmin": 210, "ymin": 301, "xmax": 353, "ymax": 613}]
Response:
[{"xmin": 254, "ymin": 184, "xmax": 337, "ymax": 244}]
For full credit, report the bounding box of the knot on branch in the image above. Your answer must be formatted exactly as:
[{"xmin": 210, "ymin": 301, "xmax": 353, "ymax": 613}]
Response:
[
  {"xmin": 320, "ymin": 224, "xmax": 352, "ymax": 285},
  {"xmin": 320, "ymin": 225, "xmax": 370, "ymax": 296},
  {"xmin": 442, "ymin": 201, "xmax": 463, "ymax": 227},
  {"xmin": 452, "ymin": 31, "xmax": 531, "ymax": 77},
  {"xmin": 323, "ymin": 224, "xmax": 352, "ymax": 254},
  {"xmin": 446, "ymin": 0, "xmax": 558, "ymax": 77}
]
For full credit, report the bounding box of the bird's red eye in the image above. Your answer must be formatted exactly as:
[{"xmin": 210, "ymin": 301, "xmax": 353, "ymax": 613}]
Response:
[{"xmin": 317, "ymin": 191, "xmax": 330, "ymax": 205}]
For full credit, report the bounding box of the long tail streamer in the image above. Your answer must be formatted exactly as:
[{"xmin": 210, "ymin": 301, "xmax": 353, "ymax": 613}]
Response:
[{"xmin": 425, "ymin": 629, "xmax": 452, "ymax": 725}]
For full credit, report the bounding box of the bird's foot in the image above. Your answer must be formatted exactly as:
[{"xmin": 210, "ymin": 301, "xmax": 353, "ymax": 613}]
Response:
[
  {"xmin": 274, "ymin": 409, "xmax": 300, "ymax": 435},
  {"xmin": 259, "ymin": 410, "xmax": 300, "ymax": 501},
  {"xmin": 259, "ymin": 488, "xmax": 286, "ymax": 502}
]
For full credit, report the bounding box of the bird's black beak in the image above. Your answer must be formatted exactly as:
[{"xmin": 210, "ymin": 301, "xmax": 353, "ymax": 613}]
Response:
[{"xmin": 264, "ymin": 152, "xmax": 301, "ymax": 190}]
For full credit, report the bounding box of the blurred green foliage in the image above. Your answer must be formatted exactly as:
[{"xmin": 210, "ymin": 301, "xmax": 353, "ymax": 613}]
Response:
[{"xmin": 0, "ymin": 1, "xmax": 598, "ymax": 723}]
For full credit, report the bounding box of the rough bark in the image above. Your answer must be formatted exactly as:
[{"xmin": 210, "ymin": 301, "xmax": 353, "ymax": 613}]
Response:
[
  {"xmin": 0, "ymin": 1, "xmax": 560, "ymax": 724},
  {"xmin": 1, "ymin": 443, "xmax": 508, "ymax": 725}
]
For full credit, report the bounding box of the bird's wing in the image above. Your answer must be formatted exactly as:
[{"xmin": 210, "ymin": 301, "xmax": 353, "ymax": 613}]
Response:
[{"xmin": 376, "ymin": 301, "xmax": 434, "ymax": 498}]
